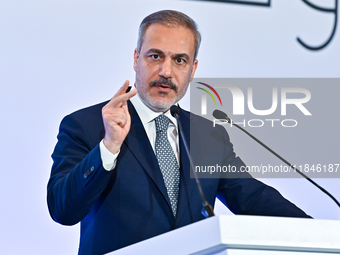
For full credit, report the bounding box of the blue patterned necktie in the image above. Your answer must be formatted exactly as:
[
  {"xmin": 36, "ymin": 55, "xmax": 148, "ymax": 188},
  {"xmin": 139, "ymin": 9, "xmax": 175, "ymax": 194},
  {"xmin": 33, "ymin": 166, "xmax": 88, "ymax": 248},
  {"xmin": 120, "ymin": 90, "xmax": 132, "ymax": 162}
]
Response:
[{"xmin": 154, "ymin": 114, "xmax": 180, "ymax": 216}]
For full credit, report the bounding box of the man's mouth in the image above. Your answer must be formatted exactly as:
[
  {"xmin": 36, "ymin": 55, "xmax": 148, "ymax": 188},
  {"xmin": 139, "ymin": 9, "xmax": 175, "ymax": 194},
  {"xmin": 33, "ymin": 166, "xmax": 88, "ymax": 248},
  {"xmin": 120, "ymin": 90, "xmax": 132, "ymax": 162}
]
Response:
[
  {"xmin": 154, "ymin": 84, "xmax": 173, "ymax": 92},
  {"xmin": 157, "ymin": 84, "xmax": 171, "ymax": 89}
]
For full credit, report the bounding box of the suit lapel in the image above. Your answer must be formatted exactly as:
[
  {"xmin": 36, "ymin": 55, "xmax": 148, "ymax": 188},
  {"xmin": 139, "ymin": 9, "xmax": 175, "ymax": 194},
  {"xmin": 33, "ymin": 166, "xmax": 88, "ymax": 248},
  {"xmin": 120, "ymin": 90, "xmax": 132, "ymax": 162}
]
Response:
[
  {"xmin": 124, "ymin": 102, "xmax": 198, "ymax": 224},
  {"xmin": 124, "ymin": 101, "xmax": 173, "ymax": 216}
]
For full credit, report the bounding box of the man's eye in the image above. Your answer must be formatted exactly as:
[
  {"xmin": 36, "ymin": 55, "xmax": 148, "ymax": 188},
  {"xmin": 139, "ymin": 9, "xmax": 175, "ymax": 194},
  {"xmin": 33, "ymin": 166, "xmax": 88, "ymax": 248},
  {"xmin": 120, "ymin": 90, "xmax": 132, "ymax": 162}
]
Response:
[
  {"xmin": 151, "ymin": 55, "xmax": 159, "ymax": 60},
  {"xmin": 176, "ymin": 58, "xmax": 185, "ymax": 64}
]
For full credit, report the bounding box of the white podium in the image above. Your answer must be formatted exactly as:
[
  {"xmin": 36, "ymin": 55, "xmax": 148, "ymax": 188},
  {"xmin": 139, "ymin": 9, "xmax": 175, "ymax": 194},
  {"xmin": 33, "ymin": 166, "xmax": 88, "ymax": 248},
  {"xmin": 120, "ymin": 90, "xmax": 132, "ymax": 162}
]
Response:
[{"xmin": 108, "ymin": 215, "xmax": 340, "ymax": 255}]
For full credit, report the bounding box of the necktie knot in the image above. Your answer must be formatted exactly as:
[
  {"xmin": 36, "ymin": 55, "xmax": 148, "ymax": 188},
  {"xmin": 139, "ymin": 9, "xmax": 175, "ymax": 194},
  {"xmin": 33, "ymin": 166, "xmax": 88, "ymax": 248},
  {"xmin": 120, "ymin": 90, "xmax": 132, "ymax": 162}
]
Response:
[{"xmin": 155, "ymin": 114, "xmax": 170, "ymax": 133}]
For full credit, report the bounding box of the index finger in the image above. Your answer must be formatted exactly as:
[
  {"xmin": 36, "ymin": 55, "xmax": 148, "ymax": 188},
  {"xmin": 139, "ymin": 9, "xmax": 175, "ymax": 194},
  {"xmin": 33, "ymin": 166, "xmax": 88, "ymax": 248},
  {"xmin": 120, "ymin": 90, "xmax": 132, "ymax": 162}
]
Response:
[
  {"xmin": 107, "ymin": 85, "xmax": 137, "ymax": 108},
  {"xmin": 112, "ymin": 80, "xmax": 131, "ymax": 99}
]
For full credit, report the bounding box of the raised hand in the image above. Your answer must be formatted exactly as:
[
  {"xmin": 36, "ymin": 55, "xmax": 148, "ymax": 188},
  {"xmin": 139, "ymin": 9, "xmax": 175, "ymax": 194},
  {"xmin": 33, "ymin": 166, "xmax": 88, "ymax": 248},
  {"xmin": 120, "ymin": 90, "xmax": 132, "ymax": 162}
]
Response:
[{"xmin": 102, "ymin": 80, "xmax": 137, "ymax": 154}]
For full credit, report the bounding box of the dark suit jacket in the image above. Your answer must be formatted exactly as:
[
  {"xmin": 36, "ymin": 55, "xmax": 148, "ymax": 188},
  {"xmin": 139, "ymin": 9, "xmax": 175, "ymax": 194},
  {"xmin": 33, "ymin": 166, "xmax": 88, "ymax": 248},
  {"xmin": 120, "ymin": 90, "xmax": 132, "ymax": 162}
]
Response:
[{"xmin": 47, "ymin": 101, "xmax": 310, "ymax": 255}]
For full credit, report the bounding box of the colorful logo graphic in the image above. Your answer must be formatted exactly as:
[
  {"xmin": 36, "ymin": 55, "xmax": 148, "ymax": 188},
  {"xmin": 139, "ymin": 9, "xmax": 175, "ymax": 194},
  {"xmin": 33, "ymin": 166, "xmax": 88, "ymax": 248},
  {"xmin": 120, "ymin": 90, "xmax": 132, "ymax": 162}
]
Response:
[{"xmin": 196, "ymin": 82, "xmax": 223, "ymax": 106}]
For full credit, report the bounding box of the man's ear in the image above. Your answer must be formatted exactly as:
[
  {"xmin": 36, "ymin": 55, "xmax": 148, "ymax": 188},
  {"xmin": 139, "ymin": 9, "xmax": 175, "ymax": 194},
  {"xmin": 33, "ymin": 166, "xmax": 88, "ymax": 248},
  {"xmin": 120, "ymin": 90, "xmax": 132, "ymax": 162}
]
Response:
[
  {"xmin": 190, "ymin": 59, "xmax": 198, "ymax": 81},
  {"xmin": 133, "ymin": 48, "xmax": 139, "ymax": 71}
]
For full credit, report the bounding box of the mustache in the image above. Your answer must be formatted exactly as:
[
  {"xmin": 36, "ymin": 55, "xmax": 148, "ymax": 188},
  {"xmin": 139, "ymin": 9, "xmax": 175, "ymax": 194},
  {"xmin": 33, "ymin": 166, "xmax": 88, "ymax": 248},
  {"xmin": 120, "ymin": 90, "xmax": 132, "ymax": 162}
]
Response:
[{"xmin": 149, "ymin": 78, "xmax": 178, "ymax": 93}]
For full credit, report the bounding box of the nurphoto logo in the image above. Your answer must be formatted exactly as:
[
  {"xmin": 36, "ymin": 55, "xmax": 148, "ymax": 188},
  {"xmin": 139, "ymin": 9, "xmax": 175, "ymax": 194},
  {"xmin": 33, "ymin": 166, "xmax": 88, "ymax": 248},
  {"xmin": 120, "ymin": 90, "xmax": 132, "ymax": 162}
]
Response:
[{"xmin": 192, "ymin": 79, "xmax": 312, "ymax": 128}]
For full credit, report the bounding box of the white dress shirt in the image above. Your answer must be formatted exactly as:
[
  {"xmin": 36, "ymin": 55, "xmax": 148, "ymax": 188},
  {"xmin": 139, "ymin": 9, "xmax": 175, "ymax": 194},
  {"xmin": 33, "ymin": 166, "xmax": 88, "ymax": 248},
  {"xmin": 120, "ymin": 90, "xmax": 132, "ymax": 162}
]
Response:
[{"xmin": 99, "ymin": 93, "xmax": 179, "ymax": 171}]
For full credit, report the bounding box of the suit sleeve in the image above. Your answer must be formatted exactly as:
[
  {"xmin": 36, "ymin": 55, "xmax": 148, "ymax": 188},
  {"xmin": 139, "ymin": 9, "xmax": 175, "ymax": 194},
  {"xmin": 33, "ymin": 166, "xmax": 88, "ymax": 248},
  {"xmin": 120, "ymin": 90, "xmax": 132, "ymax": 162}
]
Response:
[
  {"xmin": 215, "ymin": 124, "xmax": 312, "ymax": 218},
  {"xmin": 47, "ymin": 113, "xmax": 113, "ymax": 225}
]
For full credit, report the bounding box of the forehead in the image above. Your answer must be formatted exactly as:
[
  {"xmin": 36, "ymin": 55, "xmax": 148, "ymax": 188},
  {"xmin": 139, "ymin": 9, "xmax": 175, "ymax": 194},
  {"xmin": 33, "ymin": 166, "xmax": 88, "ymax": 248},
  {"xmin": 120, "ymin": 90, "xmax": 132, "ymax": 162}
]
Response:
[{"xmin": 141, "ymin": 24, "xmax": 196, "ymax": 59}]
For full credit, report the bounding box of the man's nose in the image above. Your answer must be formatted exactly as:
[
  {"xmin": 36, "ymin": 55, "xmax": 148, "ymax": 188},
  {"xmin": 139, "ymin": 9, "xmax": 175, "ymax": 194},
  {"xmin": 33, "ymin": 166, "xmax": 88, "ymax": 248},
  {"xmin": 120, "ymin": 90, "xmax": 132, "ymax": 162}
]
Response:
[{"xmin": 159, "ymin": 58, "xmax": 173, "ymax": 78}]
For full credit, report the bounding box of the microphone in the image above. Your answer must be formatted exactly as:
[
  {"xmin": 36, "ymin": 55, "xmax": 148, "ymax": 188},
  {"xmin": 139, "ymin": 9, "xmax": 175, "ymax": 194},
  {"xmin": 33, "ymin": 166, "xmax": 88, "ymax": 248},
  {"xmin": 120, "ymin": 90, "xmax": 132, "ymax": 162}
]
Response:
[
  {"xmin": 170, "ymin": 105, "xmax": 181, "ymax": 118},
  {"xmin": 213, "ymin": 109, "xmax": 340, "ymax": 210},
  {"xmin": 170, "ymin": 105, "xmax": 215, "ymax": 218}
]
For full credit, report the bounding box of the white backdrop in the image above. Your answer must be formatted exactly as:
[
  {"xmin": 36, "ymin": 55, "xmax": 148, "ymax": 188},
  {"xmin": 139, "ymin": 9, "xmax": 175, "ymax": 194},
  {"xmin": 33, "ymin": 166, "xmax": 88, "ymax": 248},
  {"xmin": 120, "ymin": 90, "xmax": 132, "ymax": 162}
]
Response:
[{"xmin": 0, "ymin": 0, "xmax": 339, "ymax": 254}]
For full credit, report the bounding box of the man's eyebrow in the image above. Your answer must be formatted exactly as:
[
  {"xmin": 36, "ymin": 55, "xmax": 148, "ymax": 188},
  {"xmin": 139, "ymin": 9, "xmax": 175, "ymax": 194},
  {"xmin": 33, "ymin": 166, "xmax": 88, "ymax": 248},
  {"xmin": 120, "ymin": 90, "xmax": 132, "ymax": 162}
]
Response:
[
  {"xmin": 146, "ymin": 48, "xmax": 164, "ymax": 55},
  {"xmin": 173, "ymin": 53, "xmax": 190, "ymax": 61}
]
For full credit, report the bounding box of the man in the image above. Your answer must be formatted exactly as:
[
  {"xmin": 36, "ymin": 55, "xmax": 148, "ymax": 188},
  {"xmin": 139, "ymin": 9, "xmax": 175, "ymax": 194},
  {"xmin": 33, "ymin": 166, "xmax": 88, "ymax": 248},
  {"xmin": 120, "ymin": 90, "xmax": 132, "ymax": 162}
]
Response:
[{"xmin": 47, "ymin": 10, "xmax": 310, "ymax": 255}]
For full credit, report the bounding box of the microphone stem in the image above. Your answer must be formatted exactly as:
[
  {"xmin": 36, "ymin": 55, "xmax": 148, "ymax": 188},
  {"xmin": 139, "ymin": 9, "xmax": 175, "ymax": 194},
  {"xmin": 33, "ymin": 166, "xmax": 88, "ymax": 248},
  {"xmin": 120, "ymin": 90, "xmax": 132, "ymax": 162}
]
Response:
[{"xmin": 232, "ymin": 122, "xmax": 340, "ymax": 209}]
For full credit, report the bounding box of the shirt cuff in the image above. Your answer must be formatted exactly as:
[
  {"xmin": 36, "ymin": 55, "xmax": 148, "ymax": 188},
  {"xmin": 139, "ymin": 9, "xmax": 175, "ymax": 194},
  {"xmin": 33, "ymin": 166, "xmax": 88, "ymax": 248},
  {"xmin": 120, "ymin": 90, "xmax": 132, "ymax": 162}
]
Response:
[{"xmin": 99, "ymin": 140, "xmax": 120, "ymax": 171}]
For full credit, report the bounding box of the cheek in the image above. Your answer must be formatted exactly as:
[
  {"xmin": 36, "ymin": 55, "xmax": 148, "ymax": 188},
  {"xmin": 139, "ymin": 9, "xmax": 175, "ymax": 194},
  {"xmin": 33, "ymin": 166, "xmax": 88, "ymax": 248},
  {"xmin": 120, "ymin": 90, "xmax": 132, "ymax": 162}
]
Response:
[
  {"xmin": 176, "ymin": 69, "xmax": 192, "ymax": 85},
  {"xmin": 141, "ymin": 64, "xmax": 158, "ymax": 79}
]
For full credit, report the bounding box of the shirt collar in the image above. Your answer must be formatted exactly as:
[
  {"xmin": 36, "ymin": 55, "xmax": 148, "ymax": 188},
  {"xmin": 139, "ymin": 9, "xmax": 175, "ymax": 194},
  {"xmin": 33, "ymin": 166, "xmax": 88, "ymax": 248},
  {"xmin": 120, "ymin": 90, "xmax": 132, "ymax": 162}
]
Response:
[{"xmin": 130, "ymin": 92, "xmax": 178, "ymax": 128}]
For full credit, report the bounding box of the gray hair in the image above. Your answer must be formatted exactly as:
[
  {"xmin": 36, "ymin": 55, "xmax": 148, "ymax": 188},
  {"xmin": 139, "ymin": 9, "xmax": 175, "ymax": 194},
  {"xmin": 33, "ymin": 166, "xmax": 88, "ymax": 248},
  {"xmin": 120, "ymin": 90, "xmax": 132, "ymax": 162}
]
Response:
[{"xmin": 137, "ymin": 10, "xmax": 201, "ymax": 60}]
